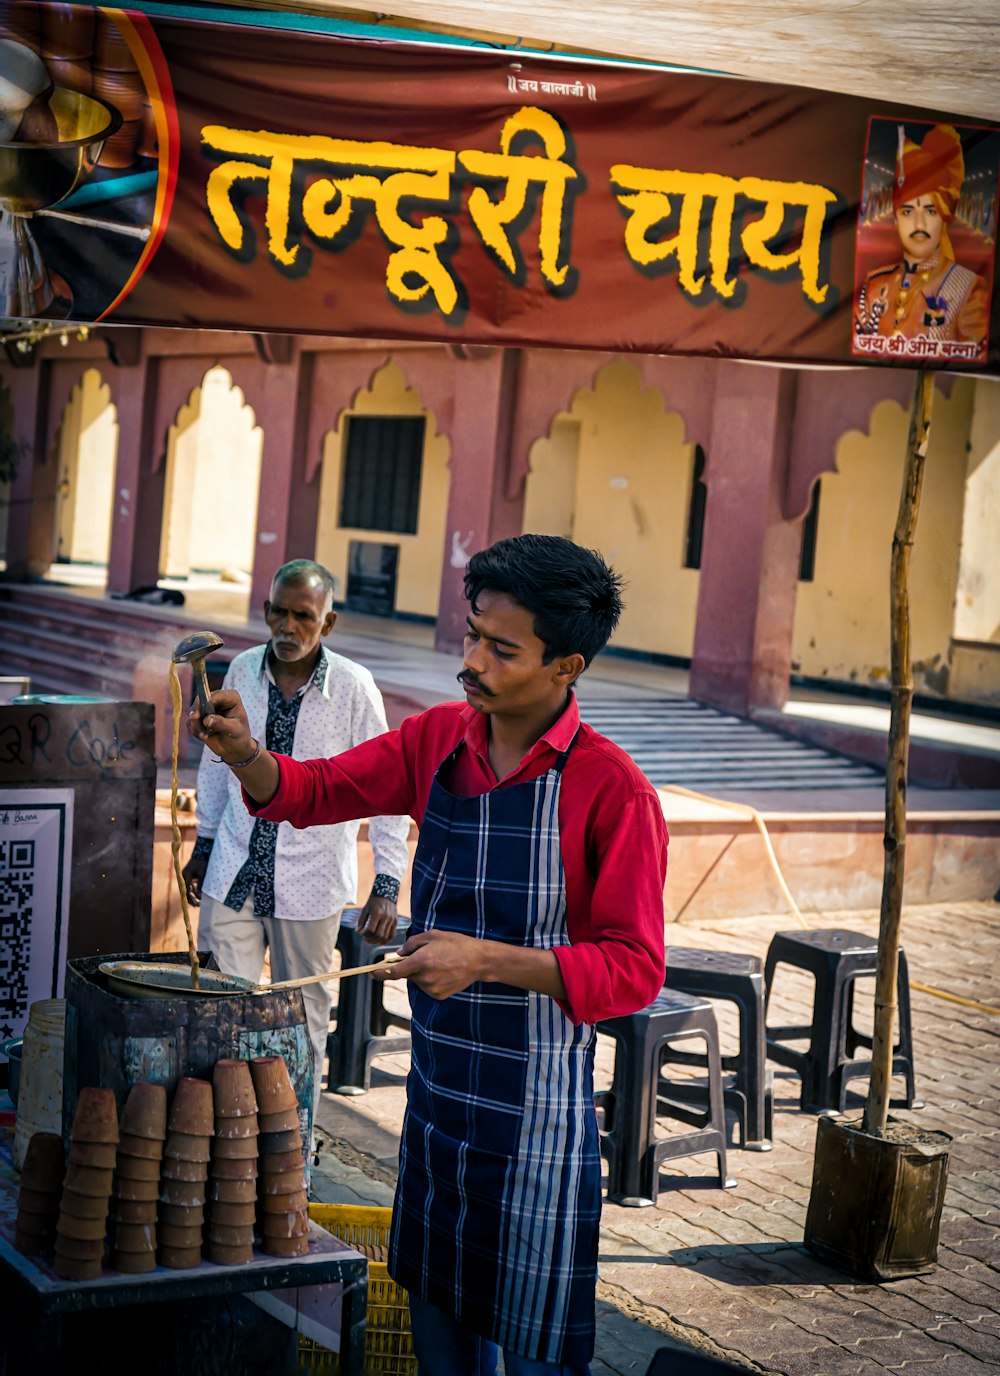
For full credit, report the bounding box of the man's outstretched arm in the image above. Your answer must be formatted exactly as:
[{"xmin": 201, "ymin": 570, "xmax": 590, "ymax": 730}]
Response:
[{"xmin": 187, "ymin": 689, "xmax": 280, "ymax": 804}]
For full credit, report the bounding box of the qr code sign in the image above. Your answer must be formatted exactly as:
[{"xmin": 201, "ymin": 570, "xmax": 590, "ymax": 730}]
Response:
[{"xmin": 0, "ymin": 837, "xmax": 36, "ymax": 1035}]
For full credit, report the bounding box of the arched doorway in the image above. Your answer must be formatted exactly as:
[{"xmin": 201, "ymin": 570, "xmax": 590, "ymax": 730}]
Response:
[
  {"xmin": 160, "ymin": 365, "xmax": 263, "ymax": 582},
  {"xmin": 53, "ymin": 368, "xmax": 117, "ymax": 568}
]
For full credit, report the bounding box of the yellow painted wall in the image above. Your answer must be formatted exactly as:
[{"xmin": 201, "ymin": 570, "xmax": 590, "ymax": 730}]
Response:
[
  {"xmin": 160, "ymin": 367, "xmax": 262, "ymax": 578},
  {"xmin": 792, "ymin": 379, "xmax": 973, "ymax": 695},
  {"xmin": 954, "ymin": 378, "xmax": 1000, "ymax": 645},
  {"xmin": 949, "ymin": 643, "xmax": 1000, "ymax": 704},
  {"xmin": 524, "ymin": 358, "xmax": 700, "ymax": 657},
  {"xmin": 522, "ymin": 417, "xmax": 579, "ymax": 538},
  {"xmin": 315, "ymin": 361, "xmax": 450, "ymax": 617},
  {"xmin": 55, "ymin": 368, "xmax": 116, "ymax": 565}
]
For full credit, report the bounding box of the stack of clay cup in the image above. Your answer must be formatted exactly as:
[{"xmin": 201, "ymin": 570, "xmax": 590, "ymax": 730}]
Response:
[
  {"xmin": 55, "ymin": 1087, "xmax": 119, "ymax": 1279},
  {"xmin": 206, "ymin": 1060, "xmax": 259, "ymax": 1265},
  {"xmin": 14, "ymin": 1131, "xmax": 65, "ymax": 1257},
  {"xmin": 157, "ymin": 1077, "xmax": 214, "ymax": 1268},
  {"xmin": 251, "ymin": 1055, "xmax": 309, "ymax": 1257},
  {"xmin": 108, "ymin": 1082, "xmax": 167, "ymax": 1274}
]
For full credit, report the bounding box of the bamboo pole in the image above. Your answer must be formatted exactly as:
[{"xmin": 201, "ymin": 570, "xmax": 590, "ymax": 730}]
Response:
[{"xmin": 863, "ymin": 369, "xmax": 934, "ymax": 1136}]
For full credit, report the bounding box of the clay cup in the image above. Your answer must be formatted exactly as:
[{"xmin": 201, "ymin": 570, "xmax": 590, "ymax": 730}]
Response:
[
  {"xmin": 212, "ymin": 1060, "xmax": 258, "ymax": 1118},
  {"xmin": 212, "ymin": 1135, "xmax": 260, "ymax": 1160},
  {"xmin": 69, "ymin": 1141, "xmax": 118, "ymax": 1169},
  {"xmin": 163, "ymin": 1130, "xmax": 212, "ymax": 1163},
  {"xmin": 258, "ymin": 1107, "xmax": 300, "ymax": 1134},
  {"xmin": 157, "ymin": 1243, "xmax": 202, "ymax": 1269},
  {"xmin": 161, "ymin": 1155, "xmax": 208, "ymax": 1183},
  {"xmin": 118, "ymin": 1131, "xmax": 164, "ymax": 1161},
  {"xmin": 119, "ymin": 1082, "xmax": 167, "ymax": 1140},
  {"xmin": 114, "ymin": 1153, "xmax": 161, "ymax": 1181},
  {"xmin": 167, "ymin": 1078, "xmax": 214, "ymax": 1136},
  {"xmin": 70, "ymin": 1088, "xmax": 120, "ymax": 1144},
  {"xmin": 20, "ymin": 1132, "xmax": 66, "ymax": 1190},
  {"xmin": 259, "ymin": 1233, "xmax": 308, "ymax": 1258},
  {"xmin": 158, "ymin": 1201, "xmax": 205, "ymax": 1228},
  {"xmin": 249, "ymin": 1056, "xmax": 298, "ymax": 1114}
]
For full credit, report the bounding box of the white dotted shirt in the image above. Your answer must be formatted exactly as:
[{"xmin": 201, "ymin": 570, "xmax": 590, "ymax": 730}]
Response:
[{"xmin": 195, "ymin": 644, "xmax": 411, "ymax": 922}]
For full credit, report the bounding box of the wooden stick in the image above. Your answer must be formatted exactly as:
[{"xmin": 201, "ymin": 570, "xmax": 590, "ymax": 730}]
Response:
[
  {"xmin": 267, "ymin": 953, "xmax": 403, "ymax": 992},
  {"xmin": 863, "ymin": 368, "xmax": 934, "ymax": 1137}
]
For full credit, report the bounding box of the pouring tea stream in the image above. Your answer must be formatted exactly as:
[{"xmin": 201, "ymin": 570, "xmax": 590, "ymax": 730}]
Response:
[{"xmin": 168, "ymin": 630, "xmax": 225, "ymax": 991}]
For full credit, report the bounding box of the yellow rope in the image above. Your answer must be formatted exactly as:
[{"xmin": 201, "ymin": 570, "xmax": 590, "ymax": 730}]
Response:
[
  {"xmin": 169, "ymin": 662, "xmax": 201, "ymax": 990},
  {"xmin": 660, "ymin": 783, "xmax": 1000, "ymax": 1017},
  {"xmin": 661, "ymin": 784, "xmax": 807, "ymax": 926},
  {"xmin": 909, "ymin": 983, "xmax": 1000, "ymax": 1016}
]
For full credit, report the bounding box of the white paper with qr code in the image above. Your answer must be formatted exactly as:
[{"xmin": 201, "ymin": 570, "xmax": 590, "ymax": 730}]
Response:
[{"xmin": 0, "ymin": 788, "xmax": 74, "ymax": 1047}]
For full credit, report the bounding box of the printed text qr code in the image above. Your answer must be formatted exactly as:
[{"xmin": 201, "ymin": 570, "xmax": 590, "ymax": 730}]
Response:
[{"xmin": 0, "ymin": 838, "xmax": 35, "ymax": 1032}]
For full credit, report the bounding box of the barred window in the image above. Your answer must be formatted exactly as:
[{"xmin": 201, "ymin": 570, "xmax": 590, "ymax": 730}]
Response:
[{"xmin": 339, "ymin": 416, "xmax": 425, "ymax": 534}]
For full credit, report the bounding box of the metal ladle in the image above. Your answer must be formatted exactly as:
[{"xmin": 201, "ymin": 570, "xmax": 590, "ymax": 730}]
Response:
[{"xmin": 172, "ymin": 629, "xmax": 224, "ymax": 718}]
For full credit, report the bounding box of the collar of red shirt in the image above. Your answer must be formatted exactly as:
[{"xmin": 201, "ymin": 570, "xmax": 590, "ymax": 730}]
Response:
[{"xmin": 458, "ymin": 691, "xmax": 581, "ymax": 781}]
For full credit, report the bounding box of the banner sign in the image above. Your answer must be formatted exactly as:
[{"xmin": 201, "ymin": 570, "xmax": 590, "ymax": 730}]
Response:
[{"xmin": 2, "ymin": 2, "xmax": 998, "ymax": 370}]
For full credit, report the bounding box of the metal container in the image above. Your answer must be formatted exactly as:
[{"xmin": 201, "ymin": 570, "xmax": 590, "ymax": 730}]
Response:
[
  {"xmin": 804, "ymin": 1114, "xmax": 952, "ymax": 1280},
  {"xmin": 62, "ymin": 953, "xmax": 314, "ymax": 1160}
]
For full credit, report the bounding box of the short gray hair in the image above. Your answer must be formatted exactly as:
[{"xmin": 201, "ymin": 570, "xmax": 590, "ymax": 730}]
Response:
[{"xmin": 271, "ymin": 559, "xmax": 336, "ymax": 609}]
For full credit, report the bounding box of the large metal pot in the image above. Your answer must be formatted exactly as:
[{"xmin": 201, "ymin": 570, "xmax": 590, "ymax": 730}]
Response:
[{"xmin": 1, "ymin": 1037, "xmax": 22, "ymax": 1108}]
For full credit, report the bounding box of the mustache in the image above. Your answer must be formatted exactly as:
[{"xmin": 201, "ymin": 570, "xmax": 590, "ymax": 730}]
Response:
[{"xmin": 457, "ymin": 670, "xmax": 494, "ymax": 697}]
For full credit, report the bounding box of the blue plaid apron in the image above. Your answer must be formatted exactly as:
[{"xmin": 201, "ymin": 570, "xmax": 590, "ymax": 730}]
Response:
[{"xmin": 389, "ymin": 736, "xmax": 600, "ymax": 1364}]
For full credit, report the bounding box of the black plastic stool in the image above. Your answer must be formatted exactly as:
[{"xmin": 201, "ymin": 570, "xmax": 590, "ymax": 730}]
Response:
[
  {"xmin": 326, "ymin": 911, "xmax": 411, "ymax": 1095},
  {"xmin": 663, "ymin": 947, "xmax": 773, "ymax": 1150},
  {"xmin": 596, "ymin": 990, "xmax": 736, "ymax": 1206},
  {"xmin": 764, "ymin": 928, "xmax": 920, "ymax": 1113}
]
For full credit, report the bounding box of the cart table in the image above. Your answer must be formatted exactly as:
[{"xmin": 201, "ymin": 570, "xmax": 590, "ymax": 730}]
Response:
[{"xmin": 0, "ymin": 1169, "xmax": 367, "ymax": 1375}]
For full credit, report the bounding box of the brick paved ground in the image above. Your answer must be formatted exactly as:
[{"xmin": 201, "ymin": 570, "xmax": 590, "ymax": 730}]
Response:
[{"xmin": 312, "ymin": 899, "xmax": 1000, "ymax": 1375}]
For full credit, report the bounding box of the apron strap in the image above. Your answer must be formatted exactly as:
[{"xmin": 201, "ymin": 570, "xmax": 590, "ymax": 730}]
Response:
[{"xmin": 553, "ymin": 726, "xmax": 582, "ymax": 771}]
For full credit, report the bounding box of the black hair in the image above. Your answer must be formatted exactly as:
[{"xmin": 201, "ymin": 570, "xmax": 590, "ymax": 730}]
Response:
[
  {"xmin": 271, "ymin": 559, "xmax": 336, "ymax": 610},
  {"xmin": 464, "ymin": 534, "xmax": 625, "ymax": 667}
]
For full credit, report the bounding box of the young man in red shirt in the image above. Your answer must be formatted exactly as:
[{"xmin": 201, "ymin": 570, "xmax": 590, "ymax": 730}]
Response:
[{"xmin": 189, "ymin": 534, "xmax": 668, "ymax": 1376}]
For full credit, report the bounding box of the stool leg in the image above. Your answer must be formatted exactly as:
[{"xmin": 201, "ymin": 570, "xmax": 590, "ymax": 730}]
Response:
[
  {"xmin": 806, "ymin": 962, "xmax": 848, "ymax": 1113},
  {"xmin": 328, "ymin": 966, "xmax": 376, "ymax": 1095},
  {"xmin": 703, "ymin": 1022, "xmax": 737, "ymax": 1189},
  {"xmin": 607, "ymin": 1026, "xmax": 659, "ymax": 1207},
  {"xmin": 896, "ymin": 952, "xmax": 923, "ymax": 1110},
  {"xmin": 843, "ymin": 978, "xmax": 861, "ymax": 1057},
  {"xmin": 763, "ymin": 949, "xmax": 779, "ymax": 1017},
  {"xmin": 738, "ymin": 983, "xmax": 771, "ymax": 1150}
]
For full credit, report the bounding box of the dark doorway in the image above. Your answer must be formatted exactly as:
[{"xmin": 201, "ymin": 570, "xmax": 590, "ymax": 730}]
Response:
[{"xmin": 345, "ymin": 540, "xmax": 400, "ymax": 617}]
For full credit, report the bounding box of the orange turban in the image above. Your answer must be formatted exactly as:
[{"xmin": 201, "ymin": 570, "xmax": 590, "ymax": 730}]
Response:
[{"xmin": 893, "ymin": 124, "xmax": 965, "ymax": 219}]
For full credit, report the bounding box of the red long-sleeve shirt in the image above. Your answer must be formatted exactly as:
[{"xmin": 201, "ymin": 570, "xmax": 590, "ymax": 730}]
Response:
[{"xmin": 247, "ymin": 694, "xmax": 668, "ymax": 1025}]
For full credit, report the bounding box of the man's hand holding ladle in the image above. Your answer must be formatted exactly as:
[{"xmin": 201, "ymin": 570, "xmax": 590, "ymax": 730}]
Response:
[{"xmin": 186, "ymin": 689, "xmax": 280, "ymax": 805}]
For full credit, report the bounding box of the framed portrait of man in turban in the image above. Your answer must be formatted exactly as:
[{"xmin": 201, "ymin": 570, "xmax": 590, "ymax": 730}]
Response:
[{"xmin": 852, "ymin": 119, "xmax": 998, "ymax": 365}]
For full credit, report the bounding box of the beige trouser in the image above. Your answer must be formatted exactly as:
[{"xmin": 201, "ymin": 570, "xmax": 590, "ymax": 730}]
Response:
[{"xmin": 197, "ymin": 892, "xmax": 342, "ymax": 1140}]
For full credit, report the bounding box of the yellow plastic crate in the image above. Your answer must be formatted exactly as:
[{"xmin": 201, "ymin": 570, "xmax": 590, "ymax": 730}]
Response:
[{"xmin": 299, "ymin": 1204, "xmax": 415, "ymax": 1375}]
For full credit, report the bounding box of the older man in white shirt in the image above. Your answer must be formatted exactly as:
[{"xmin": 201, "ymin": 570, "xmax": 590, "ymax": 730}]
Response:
[{"xmin": 182, "ymin": 558, "xmax": 411, "ymax": 1132}]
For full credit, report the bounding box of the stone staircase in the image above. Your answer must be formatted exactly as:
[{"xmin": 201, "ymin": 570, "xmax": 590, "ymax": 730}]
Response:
[
  {"xmin": 0, "ymin": 582, "xmax": 259, "ymax": 760},
  {"xmin": 574, "ymin": 695, "xmax": 885, "ymax": 791}
]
